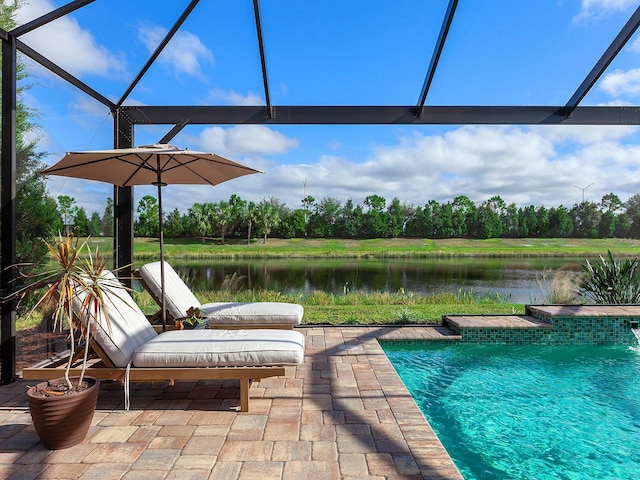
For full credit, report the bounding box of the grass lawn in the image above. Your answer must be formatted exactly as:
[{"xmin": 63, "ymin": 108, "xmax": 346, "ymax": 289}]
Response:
[{"xmin": 115, "ymin": 236, "xmax": 640, "ymax": 260}]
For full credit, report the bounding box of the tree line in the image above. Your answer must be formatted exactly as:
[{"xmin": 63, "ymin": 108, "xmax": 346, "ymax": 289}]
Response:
[{"xmin": 59, "ymin": 191, "xmax": 640, "ymax": 242}]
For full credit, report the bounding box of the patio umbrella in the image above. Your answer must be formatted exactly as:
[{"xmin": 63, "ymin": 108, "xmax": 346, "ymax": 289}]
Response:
[{"xmin": 42, "ymin": 143, "xmax": 262, "ymax": 330}]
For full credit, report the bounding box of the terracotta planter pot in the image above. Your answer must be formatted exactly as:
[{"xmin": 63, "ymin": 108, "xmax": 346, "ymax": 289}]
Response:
[{"xmin": 27, "ymin": 377, "xmax": 100, "ymax": 450}]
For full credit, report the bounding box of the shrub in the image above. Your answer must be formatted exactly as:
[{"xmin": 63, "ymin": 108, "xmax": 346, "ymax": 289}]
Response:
[
  {"xmin": 579, "ymin": 251, "xmax": 640, "ymax": 304},
  {"xmin": 537, "ymin": 266, "xmax": 581, "ymax": 304}
]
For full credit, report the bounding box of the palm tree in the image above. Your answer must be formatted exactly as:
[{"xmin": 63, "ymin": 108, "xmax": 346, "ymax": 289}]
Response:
[
  {"xmin": 213, "ymin": 200, "xmax": 233, "ymax": 244},
  {"xmin": 256, "ymin": 199, "xmax": 281, "ymax": 244},
  {"xmin": 244, "ymin": 201, "xmax": 257, "ymax": 245},
  {"xmin": 189, "ymin": 202, "xmax": 213, "ymax": 243}
]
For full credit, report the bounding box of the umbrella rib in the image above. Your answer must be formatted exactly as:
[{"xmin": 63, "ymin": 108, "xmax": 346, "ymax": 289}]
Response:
[
  {"xmin": 121, "ymin": 154, "xmax": 156, "ymax": 186},
  {"xmin": 163, "ymin": 156, "xmax": 216, "ymax": 185},
  {"xmin": 43, "ymin": 154, "xmax": 157, "ymax": 186},
  {"xmin": 42, "ymin": 154, "xmax": 124, "ymax": 173},
  {"xmin": 162, "ymin": 155, "xmax": 259, "ymax": 185}
]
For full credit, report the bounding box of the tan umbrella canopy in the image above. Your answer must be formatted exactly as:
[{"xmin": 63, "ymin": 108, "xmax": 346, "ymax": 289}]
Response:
[
  {"xmin": 42, "ymin": 143, "xmax": 262, "ymax": 330},
  {"xmin": 43, "ymin": 143, "xmax": 261, "ymax": 187}
]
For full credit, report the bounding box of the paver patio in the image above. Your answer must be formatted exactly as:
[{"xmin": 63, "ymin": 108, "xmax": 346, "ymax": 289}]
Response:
[{"xmin": 0, "ymin": 326, "xmax": 463, "ymax": 480}]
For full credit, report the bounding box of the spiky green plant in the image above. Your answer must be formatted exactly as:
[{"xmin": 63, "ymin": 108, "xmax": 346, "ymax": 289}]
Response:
[
  {"xmin": 393, "ymin": 306, "xmax": 416, "ymax": 324},
  {"xmin": 579, "ymin": 250, "xmax": 640, "ymax": 304},
  {"xmin": 8, "ymin": 233, "xmax": 122, "ymax": 390}
]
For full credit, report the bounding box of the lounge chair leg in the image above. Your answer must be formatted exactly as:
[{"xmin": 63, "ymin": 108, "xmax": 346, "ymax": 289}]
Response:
[{"xmin": 239, "ymin": 377, "xmax": 250, "ymax": 412}]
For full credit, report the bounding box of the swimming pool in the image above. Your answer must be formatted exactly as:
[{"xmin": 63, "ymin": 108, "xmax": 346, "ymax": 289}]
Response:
[{"xmin": 381, "ymin": 341, "xmax": 640, "ymax": 480}]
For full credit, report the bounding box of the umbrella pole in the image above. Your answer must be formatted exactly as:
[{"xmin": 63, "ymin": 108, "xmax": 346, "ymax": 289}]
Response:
[{"xmin": 154, "ymin": 171, "xmax": 167, "ymax": 332}]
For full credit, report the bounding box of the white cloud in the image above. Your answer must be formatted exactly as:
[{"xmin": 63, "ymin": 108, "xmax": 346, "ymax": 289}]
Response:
[
  {"xmin": 599, "ymin": 68, "xmax": 640, "ymax": 98},
  {"xmin": 530, "ymin": 124, "xmax": 638, "ymax": 144},
  {"xmin": 16, "ymin": 0, "xmax": 126, "ymax": 78},
  {"xmin": 630, "ymin": 36, "xmax": 640, "ymax": 53},
  {"xmin": 192, "ymin": 125, "xmax": 298, "ymax": 157},
  {"xmin": 240, "ymin": 125, "xmax": 640, "ymax": 211},
  {"xmin": 573, "ymin": 0, "xmax": 638, "ymax": 23},
  {"xmin": 206, "ymin": 89, "xmax": 264, "ymax": 106},
  {"xmin": 137, "ymin": 23, "xmax": 213, "ymax": 77}
]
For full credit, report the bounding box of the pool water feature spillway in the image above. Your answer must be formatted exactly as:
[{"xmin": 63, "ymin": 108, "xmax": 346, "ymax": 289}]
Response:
[{"xmin": 442, "ymin": 305, "xmax": 640, "ymax": 345}]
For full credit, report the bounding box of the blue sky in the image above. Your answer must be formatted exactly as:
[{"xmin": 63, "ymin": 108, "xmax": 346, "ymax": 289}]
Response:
[{"xmin": 12, "ymin": 0, "xmax": 640, "ymax": 217}]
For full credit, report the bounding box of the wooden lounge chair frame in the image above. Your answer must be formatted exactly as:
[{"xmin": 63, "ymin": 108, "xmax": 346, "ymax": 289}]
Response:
[{"xmin": 22, "ymin": 340, "xmax": 287, "ymax": 412}]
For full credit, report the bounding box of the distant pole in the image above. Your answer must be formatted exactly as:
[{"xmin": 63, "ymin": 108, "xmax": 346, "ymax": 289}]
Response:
[
  {"xmin": 574, "ymin": 183, "xmax": 594, "ymax": 203},
  {"xmin": 303, "ymin": 178, "xmax": 308, "ymax": 236}
]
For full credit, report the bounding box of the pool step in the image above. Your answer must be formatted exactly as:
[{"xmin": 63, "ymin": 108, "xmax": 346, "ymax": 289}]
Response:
[{"xmin": 443, "ymin": 314, "xmax": 552, "ymax": 335}]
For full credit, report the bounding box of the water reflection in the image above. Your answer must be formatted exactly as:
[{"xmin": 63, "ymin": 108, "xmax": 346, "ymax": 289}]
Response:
[{"xmin": 154, "ymin": 258, "xmax": 581, "ymax": 304}]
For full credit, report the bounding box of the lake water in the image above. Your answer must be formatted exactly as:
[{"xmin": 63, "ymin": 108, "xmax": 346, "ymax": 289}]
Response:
[{"xmin": 164, "ymin": 257, "xmax": 583, "ymax": 304}]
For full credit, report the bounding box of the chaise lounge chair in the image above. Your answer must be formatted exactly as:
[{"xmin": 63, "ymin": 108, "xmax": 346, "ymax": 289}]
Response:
[
  {"xmin": 22, "ymin": 271, "xmax": 305, "ymax": 412},
  {"xmin": 135, "ymin": 261, "xmax": 303, "ymax": 329}
]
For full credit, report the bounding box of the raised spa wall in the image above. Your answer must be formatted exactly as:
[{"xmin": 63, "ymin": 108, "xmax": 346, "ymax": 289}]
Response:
[{"xmin": 442, "ymin": 305, "xmax": 640, "ymax": 345}]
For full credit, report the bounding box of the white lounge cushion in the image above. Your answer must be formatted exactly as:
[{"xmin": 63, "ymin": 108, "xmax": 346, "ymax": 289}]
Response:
[
  {"xmin": 200, "ymin": 302, "xmax": 304, "ymax": 326},
  {"xmin": 138, "ymin": 261, "xmax": 303, "ymax": 326},
  {"xmin": 138, "ymin": 261, "xmax": 200, "ymax": 321},
  {"xmin": 73, "ymin": 271, "xmax": 158, "ymax": 368},
  {"xmin": 132, "ymin": 329, "xmax": 305, "ymax": 367}
]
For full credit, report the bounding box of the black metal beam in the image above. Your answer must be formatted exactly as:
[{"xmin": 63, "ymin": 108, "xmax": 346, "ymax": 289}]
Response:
[
  {"xmin": 415, "ymin": 0, "xmax": 459, "ymax": 117},
  {"xmin": 158, "ymin": 119, "xmax": 189, "ymax": 144},
  {"xmin": 17, "ymin": 40, "xmax": 115, "ymax": 110},
  {"xmin": 120, "ymin": 105, "xmax": 640, "ymax": 125},
  {"xmin": 253, "ymin": 0, "xmax": 273, "ymax": 118},
  {"xmin": 116, "ymin": 0, "xmax": 200, "ymax": 107},
  {"xmin": 1, "ymin": 34, "xmax": 18, "ymax": 384},
  {"xmin": 11, "ymin": 0, "xmax": 95, "ymax": 37},
  {"xmin": 562, "ymin": 5, "xmax": 640, "ymax": 117},
  {"xmin": 113, "ymin": 111, "xmax": 134, "ymax": 287}
]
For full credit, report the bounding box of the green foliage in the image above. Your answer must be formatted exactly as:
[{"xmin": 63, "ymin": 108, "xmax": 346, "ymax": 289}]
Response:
[
  {"xmin": 212, "ymin": 200, "xmax": 232, "ymax": 243},
  {"xmin": 135, "ymin": 195, "xmax": 159, "ymax": 237},
  {"xmin": 73, "ymin": 207, "xmax": 89, "ymax": 236},
  {"xmin": 256, "ymin": 197, "xmax": 282, "ymax": 243},
  {"xmin": 16, "ymin": 175, "xmax": 61, "ymax": 267},
  {"xmin": 393, "ymin": 306, "xmax": 417, "ymax": 324},
  {"xmin": 100, "ymin": 198, "xmax": 114, "ymax": 237},
  {"xmin": 477, "ymin": 196, "xmax": 505, "ymax": 239},
  {"xmin": 57, "ymin": 195, "xmax": 77, "ymax": 234},
  {"xmin": 571, "ymin": 201, "xmax": 601, "ymax": 238},
  {"xmin": 163, "ymin": 208, "xmax": 186, "ymax": 237},
  {"xmin": 548, "ymin": 205, "xmax": 573, "ymax": 237},
  {"xmin": 579, "ymin": 250, "xmax": 640, "ymax": 304},
  {"xmin": 88, "ymin": 212, "xmax": 101, "ymax": 236},
  {"xmin": 121, "ymin": 190, "xmax": 640, "ymax": 243}
]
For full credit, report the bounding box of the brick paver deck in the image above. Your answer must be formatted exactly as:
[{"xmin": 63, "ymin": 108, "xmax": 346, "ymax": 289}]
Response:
[{"xmin": 0, "ymin": 326, "xmax": 463, "ymax": 480}]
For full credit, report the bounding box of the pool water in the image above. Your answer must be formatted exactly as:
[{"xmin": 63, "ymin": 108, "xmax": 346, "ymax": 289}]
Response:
[{"xmin": 381, "ymin": 342, "xmax": 640, "ymax": 480}]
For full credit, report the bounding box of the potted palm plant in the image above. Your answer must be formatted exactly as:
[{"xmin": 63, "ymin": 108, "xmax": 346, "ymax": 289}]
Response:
[{"xmin": 10, "ymin": 233, "xmax": 118, "ymax": 449}]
